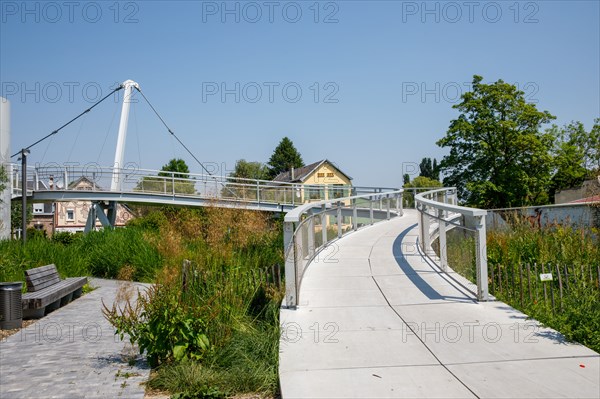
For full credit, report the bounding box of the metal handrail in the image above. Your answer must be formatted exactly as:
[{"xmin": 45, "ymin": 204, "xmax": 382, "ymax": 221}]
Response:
[
  {"xmin": 415, "ymin": 187, "xmax": 489, "ymax": 301},
  {"xmin": 283, "ymin": 189, "xmax": 404, "ymax": 308},
  {"xmin": 9, "ymin": 163, "xmax": 387, "ymax": 208}
]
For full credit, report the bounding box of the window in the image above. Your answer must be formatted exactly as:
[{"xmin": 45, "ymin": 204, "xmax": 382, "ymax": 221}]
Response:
[
  {"xmin": 317, "ymin": 173, "xmax": 325, "ymax": 178},
  {"xmin": 327, "ymin": 173, "xmax": 334, "ymax": 177},
  {"xmin": 332, "ymin": 184, "xmax": 346, "ymax": 199},
  {"xmin": 33, "ymin": 204, "xmax": 44, "ymax": 214},
  {"xmin": 307, "ymin": 188, "xmax": 324, "ymax": 200},
  {"xmin": 66, "ymin": 209, "xmax": 75, "ymax": 221}
]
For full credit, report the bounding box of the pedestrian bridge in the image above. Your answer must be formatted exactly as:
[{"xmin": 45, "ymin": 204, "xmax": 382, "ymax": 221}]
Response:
[{"xmin": 279, "ymin": 192, "xmax": 600, "ymax": 398}]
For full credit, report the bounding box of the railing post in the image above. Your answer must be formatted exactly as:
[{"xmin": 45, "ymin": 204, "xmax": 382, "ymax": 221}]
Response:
[
  {"xmin": 172, "ymin": 173, "xmax": 175, "ymax": 196},
  {"xmin": 322, "ymin": 204, "xmax": 327, "ymax": 246},
  {"xmin": 475, "ymin": 214, "xmax": 489, "ymax": 301},
  {"xmin": 422, "ymin": 204, "xmax": 431, "ymax": 253},
  {"xmin": 337, "ymin": 201, "xmax": 342, "ymax": 238},
  {"xmin": 438, "ymin": 208, "xmax": 447, "ymax": 271},
  {"xmin": 283, "ymin": 221, "xmax": 297, "ymax": 308},
  {"xmin": 399, "ymin": 192, "xmax": 404, "ymax": 216},
  {"xmin": 63, "ymin": 166, "xmax": 68, "ymax": 189},
  {"xmin": 369, "ymin": 196, "xmax": 374, "ymax": 225},
  {"xmin": 256, "ymin": 181, "xmax": 260, "ymax": 203},
  {"xmin": 352, "ymin": 198, "xmax": 357, "ymax": 231},
  {"xmin": 386, "ymin": 194, "xmax": 390, "ymax": 220},
  {"xmin": 307, "ymin": 216, "xmax": 315, "ymax": 258}
]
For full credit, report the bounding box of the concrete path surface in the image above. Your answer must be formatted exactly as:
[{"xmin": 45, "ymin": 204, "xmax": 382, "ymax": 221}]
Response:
[
  {"xmin": 279, "ymin": 210, "xmax": 600, "ymax": 398},
  {"xmin": 0, "ymin": 278, "xmax": 149, "ymax": 399}
]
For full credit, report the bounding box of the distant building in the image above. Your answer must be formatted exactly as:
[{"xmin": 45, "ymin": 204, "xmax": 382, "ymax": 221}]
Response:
[
  {"xmin": 30, "ymin": 176, "xmax": 135, "ymax": 235},
  {"xmin": 555, "ymin": 178, "xmax": 600, "ymax": 204},
  {"xmin": 272, "ymin": 159, "xmax": 353, "ymax": 202}
]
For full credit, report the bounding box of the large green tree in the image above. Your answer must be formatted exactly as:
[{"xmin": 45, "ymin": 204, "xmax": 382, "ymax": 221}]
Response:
[
  {"xmin": 419, "ymin": 157, "xmax": 439, "ymax": 180},
  {"xmin": 437, "ymin": 75, "xmax": 556, "ymax": 208},
  {"xmin": 137, "ymin": 158, "xmax": 195, "ymax": 195},
  {"xmin": 549, "ymin": 122, "xmax": 589, "ymax": 197},
  {"xmin": 231, "ymin": 159, "xmax": 269, "ymax": 181},
  {"xmin": 267, "ymin": 137, "xmax": 304, "ymax": 179},
  {"xmin": 403, "ymin": 176, "xmax": 443, "ymax": 208},
  {"xmin": 158, "ymin": 158, "xmax": 190, "ymax": 179}
]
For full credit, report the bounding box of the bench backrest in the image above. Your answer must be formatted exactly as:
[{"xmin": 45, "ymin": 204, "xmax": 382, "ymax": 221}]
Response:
[{"xmin": 25, "ymin": 264, "xmax": 61, "ymax": 292}]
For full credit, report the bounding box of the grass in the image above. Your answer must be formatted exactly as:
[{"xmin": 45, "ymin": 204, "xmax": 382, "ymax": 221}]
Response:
[{"xmin": 0, "ymin": 227, "xmax": 162, "ymax": 283}]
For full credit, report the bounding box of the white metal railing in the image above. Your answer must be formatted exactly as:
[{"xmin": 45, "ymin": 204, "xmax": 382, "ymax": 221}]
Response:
[
  {"xmin": 415, "ymin": 187, "xmax": 489, "ymax": 301},
  {"xmin": 283, "ymin": 189, "xmax": 404, "ymax": 308},
  {"xmin": 9, "ymin": 163, "xmax": 388, "ymax": 208}
]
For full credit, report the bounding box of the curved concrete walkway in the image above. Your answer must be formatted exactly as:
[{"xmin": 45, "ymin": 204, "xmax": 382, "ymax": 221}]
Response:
[
  {"xmin": 279, "ymin": 210, "xmax": 600, "ymax": 398},
  {"xmin": 0, "ymin": 278, "xmax": 149, "ymax": 399}
]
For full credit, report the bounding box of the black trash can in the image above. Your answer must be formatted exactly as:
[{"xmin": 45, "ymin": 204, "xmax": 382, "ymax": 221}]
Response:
[{"xmin": 0, "ymin": 282, "xmax": 23, "ymax": 330}]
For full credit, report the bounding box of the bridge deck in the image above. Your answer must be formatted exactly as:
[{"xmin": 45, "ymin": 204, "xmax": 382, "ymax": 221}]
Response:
[{"xmin": 279, "ymin": 210, "xmax": 600, "ymax": 398}]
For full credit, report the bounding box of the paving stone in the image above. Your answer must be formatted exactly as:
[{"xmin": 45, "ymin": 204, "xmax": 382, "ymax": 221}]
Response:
[{"xmin": 0, "ymin": 279, "xmax": 150, "ymax": 399}]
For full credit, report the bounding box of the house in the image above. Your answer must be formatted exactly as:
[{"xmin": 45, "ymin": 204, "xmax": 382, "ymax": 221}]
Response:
[
  {"xmin": 272, "ymin": 159, "xmax": 353, "ymax": 203},
  {"xmin": 555, "ymin": 178, "xmax": 600, "ymax": 204},
  {"xmin": 30, "ymin": 176, "xmax": 135, "ymax": 235}
]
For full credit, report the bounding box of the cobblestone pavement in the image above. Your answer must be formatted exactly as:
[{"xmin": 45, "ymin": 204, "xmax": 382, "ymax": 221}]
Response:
[{"xmin": 1, "ymin": 278, "xmax": 150, "ymax": 399}]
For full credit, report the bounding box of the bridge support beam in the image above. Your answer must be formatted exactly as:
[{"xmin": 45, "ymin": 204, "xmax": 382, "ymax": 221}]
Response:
[{"xmin": 84, "ymin": 201, "xmax": 117, "ymax": 233}]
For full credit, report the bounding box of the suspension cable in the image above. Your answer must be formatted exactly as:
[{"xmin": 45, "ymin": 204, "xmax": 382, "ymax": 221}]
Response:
[
  {"xmin": 11, "ymin": 85, "xmax": 124, "ymax": 158},
  {"xmin": 134, "ymin": 87, "xmax": 214, "ymax": 176}
]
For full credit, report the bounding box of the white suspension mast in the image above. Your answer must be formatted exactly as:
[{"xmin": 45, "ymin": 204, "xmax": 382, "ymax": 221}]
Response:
[{"xmin": 111, "ymin": 79, "xmax": 139, "ymax": 191}]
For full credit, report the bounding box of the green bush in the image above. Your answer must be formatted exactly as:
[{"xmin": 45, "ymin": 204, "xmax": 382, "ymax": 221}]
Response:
[{"xmin": 104, "ymin": 284, "xmax": 210, "ymax": 368}]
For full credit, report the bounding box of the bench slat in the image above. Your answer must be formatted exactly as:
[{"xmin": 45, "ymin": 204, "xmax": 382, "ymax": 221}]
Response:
[
  {"xmin": 22, "ymin": 277, "xmax": 87, "ymax": 310},
  {"xmin": 26, "ymin": 265, "xmax": 61, "ymax": 292},
  {"xmin": 27, "ymin": 276, "xmax": 62, "ymax": 291},
  {"xmin": 25, "ymin": 264, "xmax": 57, "ymax": 277}
]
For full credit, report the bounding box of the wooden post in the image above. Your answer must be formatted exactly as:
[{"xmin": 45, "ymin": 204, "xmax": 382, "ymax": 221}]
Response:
[
  {"xmin": 534, "ymin": 263, "xmax": 539, "ymax": 303},
  {"xmin": 519, "ymin": 264, "xmax": 524, "ymax": 307},
  {"xmin": 556, "ymin": 263, "xmax": 563, "ymax": 312},
  {"xmin": 182, "ymin": 259, "xmax": 191, "ymax": 293},
  {"xmin": 498, "ymin": 264, "xmax": 502, "ymax": 294},
  {"xmin": 542, "ymin": 263, "xmax": 548, "ymax": 306},
  {"xmin": 527, "ymin": 263, "xmax": 532, "ymax": 302}
]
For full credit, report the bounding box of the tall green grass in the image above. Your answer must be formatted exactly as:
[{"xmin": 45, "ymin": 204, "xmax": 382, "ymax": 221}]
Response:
[
  {"xmin": 0, "ymin": 227, "xmax": 162, "ymax": 283},
  {"xmin": 487, "ymin": 221, "xmax": 600, "ymax": 352},
  {"xmin": 106, "ymin": 207, "xmax": 284, "ymax": 397}
]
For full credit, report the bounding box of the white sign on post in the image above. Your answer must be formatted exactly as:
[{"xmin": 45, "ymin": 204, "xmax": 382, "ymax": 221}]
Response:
[{"xmin": 539, "ymin": 273, "xmax": 553, "ymax": 282}]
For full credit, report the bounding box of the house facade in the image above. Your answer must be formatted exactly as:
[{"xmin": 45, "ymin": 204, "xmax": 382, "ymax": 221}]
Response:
[
  {"xmin": 30, "ymin": 176, "xmax": 134, "ymax": 236},
  {"xmin": 273, "ymin": 159, "xmax": 353, "ymax": 203}
]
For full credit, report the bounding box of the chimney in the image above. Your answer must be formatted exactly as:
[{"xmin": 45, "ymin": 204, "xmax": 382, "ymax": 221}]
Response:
[
  {"xmin": 49, "ymin": 175, "xmax": 54, "ymax": 190},
  {"xmin": 291, "ymin": 167, "xmax": 295, "ymax": 180}
]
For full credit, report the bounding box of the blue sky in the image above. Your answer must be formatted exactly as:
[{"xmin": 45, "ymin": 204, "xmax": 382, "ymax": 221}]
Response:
[{"xmin": 1, "ymin": 0, "xmax": 599, "ymax": 186}]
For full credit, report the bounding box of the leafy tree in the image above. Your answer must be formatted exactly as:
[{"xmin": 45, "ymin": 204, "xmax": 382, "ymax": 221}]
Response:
[
  {"xmin": 437, "ymin": 75, "xmax": 555, "ymax": 208},
  {"xmin": 231, "ymin": 159, "xmax": 269, "ymax": 181},
  {"xmin": 402, "ymin": 173, "xmax": 410, "ymax": 185},
  {"xmin": 403, "ymin": 176, "xmax": 443, "ymax": 208},
  {"xmin": 582, "ymin": 118, "xmax": 599, "ymax": 174},
  {"xmin": 11, "ymin": 201, "xmax": 32, "ymax": 234},
  {"xmin": 158, "ymin": 158, "xmax": 190, "ymax": 179},
  {"xmin": 267, "ymin": 137, "xmax": 304, "ymax": 179},
  {"xmin": 137, "ymin": 158, "xmax": 195, "ymax": 195},
  {"xmin": 548, "ymin": 122, "xmax": 589, "ymax": 198},
  {"xmin": 419, "ymin": 158, "xmax": 439, "ymax": 180}
]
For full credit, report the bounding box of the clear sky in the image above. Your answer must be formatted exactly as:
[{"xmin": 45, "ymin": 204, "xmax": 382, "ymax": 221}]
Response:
[{"xmin": 1, "ymin": 0, "xmax": 599, "ymax": 187}]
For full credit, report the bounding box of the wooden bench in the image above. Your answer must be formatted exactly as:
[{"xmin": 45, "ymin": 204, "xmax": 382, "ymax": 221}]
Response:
[{"xmin": 22, "ymin": 265, "xmax": 87, "ymax": 319}]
